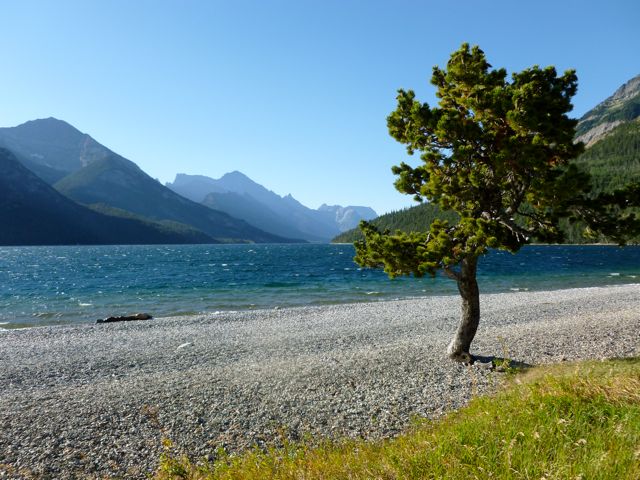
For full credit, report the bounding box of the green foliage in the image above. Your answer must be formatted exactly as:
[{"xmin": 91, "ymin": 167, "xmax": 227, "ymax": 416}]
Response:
[
  {"xmin": 343, "ymin": 116, "xmax": 640, "ymax": 246},
  {"xmin": 356, "ymin": 44, "xmax": 592, "ymax": 277},
  {"xmin": 355, "ymin": 44, "xmax": 640, "ymax": 279},
  {"xmin": 576, "ymin": 119, "xmax": 640, "ymax": 194},
  {"xmin": 155, "ymin": 358, "xmax": 640, "ymax": 479}
]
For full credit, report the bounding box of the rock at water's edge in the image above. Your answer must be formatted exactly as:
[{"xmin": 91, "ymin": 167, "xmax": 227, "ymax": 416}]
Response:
[{"xmin": 96, "ymin": 313, "xmax": 153, "ymax": 324}]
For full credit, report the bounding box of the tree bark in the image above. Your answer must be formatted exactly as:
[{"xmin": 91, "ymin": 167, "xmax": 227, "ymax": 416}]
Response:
[{"xmin": 447, "ymin": 256, "xmax": 480, "ymax": 363}]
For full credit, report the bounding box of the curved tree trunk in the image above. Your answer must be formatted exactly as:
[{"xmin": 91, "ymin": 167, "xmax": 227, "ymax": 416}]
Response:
[{"xmin": 447, "ymin": 256, "xmax": 480, "ymax": 363}]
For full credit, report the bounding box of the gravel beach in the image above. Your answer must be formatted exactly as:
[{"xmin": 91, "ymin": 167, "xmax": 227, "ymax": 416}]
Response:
[{"xmin": 1, "ymin": 284, "xmax": 638, "ymax": 479}]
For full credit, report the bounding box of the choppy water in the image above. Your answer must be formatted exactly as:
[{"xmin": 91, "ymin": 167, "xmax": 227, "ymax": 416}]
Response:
[{"xmin": 0, "ymin": 244, "xmax": 638, "ymax": 328}]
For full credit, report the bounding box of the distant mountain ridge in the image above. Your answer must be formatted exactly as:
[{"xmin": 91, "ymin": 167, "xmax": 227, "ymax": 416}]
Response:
[
  {"xmin": 0, "ymin": 117, "xmax": 112, "ymax": 184},
  {"xmin": 166, "ymin": 172, "xmax": 377, "ymax": 242},
  {"xmin": 317, "ymin": 204, "xmax": 378, "ymax": 232},
  {"xmin": 0, "ymin": 118, "xmax": 300, "ymax": 244},
  {"xmin": 54, "ymin": 154, "xmax": 294, "ymax": 243},
  {"xmin": 0, "ymin": 117, "xmax": 374, "ymax": 245}
]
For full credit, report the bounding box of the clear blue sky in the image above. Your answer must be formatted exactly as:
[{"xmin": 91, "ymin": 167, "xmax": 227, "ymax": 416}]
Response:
[{"xmin": 1, "ymin": 0, "xmax": 638, "ymax": 214}]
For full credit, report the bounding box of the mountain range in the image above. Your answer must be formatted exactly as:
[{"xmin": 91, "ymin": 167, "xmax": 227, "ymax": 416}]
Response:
[
  {"xmin": 166, "ymin": 172, "xmax": 377, "ymax": 242},
  {"xmin": 6, "ymin": 72, "xmax": 636, "ymax": 247},
  {"xmin": 334, "ymin": 73, "xmax": 640, "ymax": 243},
  {"xmin": 0, "ymin": 147, "xmax": 212, "ymax": 245},
  {"xmin": 0, "ymin": 118, "xmax": 376, "ymax": 245}
]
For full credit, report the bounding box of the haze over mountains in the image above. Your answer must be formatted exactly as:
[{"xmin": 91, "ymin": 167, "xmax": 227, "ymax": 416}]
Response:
[
  {"xmin": 0, "ymin": 118, "xmax": 376, "ymax": 245},
  {"xmin": 0, "ymin": 148, "xmax": 212, "ymax": 245},
  {"xmin": 167, "ymin": 173, "xmax": 377, "ymax": 242},
  {"xmin": 4, "ymin": 73, "xmax": 636, "ymax": 247}
]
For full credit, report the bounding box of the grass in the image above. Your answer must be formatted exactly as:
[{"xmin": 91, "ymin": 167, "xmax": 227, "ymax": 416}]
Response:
[{"xmin": 156, "ymin": 357, "xmax": 640, "ymax": 479}]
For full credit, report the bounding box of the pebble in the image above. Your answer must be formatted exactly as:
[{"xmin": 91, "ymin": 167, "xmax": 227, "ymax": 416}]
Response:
[{"xmin": 0, "ymin": 284, "xmax": 638, "ymax": 478}]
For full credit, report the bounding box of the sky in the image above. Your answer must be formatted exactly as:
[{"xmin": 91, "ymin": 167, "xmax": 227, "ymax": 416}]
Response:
[{"xmin": 1, "ymin": 0, "xmax": 638, "ymax": 215}]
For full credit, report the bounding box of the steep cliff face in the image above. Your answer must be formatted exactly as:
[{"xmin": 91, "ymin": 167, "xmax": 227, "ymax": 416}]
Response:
[{"xmin": 576, "ymin": 74, "xmax": 640, "ymax": 147}]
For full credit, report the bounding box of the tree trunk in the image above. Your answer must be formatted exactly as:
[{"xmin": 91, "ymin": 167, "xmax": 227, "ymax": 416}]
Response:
[{"xmin": 447, "ymin": 256, "xmax": 480, "ymax": 363}]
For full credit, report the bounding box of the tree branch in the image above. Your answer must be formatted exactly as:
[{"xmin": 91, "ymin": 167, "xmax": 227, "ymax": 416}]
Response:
[{"xmin": 443, "ymin": 266, "xmax": 460, "ymax": 281}]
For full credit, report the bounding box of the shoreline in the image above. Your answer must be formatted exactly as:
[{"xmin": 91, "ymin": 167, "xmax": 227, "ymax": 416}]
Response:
[
  {"xmin": 1, "ymin": 280, "xmax": 639, "ymax": 331},
  {"xmin": 0, "ymin": 284, "xmax": 638, "ymax": 478}
]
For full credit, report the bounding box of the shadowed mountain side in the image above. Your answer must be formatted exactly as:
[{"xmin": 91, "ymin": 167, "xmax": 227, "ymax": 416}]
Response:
[
  {"xmin": 201, "ymin": 191, "xmax": 312, "ymax": 242},
  {"xmin": 0, "ymin": 118, "xmax": 112, "ymax": 182},
  {"xmin": 0, "ymin": 148, "xmax": 214, "ymax": 246},
  {"xmin": 167, "ymin": 172, "xmax": 377, "ymax": 242},
  {"xmin": 54, "ymin": 155, "xmax": 299, "ymax": 243},
  {"xmin": 169, "ymin": 171, "xmax": 339, "ymax": 241}
]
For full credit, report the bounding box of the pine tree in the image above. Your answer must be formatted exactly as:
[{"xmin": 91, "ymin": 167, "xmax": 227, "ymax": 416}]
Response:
[{"xmin": 355, "ymin": 44, "xmax": 640, "ymax": 362}]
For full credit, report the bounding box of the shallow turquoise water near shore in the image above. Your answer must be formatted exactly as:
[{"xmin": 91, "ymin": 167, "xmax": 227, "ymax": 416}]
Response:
[{"xmin": 0, "ymin": 244, "xmax": 638, "ymax": 328}]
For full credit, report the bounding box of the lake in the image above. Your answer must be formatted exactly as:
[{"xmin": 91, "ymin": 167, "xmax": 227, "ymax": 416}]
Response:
[{"xmin": 0, "ymin": 244, "xmax": 638, "ymax": 328}]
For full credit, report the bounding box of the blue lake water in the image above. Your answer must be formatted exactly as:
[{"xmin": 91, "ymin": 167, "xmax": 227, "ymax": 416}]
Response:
[{"xmin": 0, "ymin": 244, "xmax": 639, "ymax": 328}]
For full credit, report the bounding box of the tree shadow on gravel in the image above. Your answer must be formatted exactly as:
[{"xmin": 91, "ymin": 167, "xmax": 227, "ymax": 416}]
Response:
[{"xmin": 471, "ymin": 355, "xmax": 532, "ymax": 372}]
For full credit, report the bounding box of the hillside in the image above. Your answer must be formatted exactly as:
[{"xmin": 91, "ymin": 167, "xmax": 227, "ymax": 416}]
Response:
[
  {"xmin": 332, "ymin": 203, "xmax": 458, "ymax": 243},
  {"xmin": 575, "ymin": 118, "xmax": 640, "ymax": 194},
  {"xmin": 576, "ymin": 74, "xmax": 640, "ymax": 147},
  {"xmin": 201, "ymin": 191, "xmax": 310, "ymax": 241},
  {"xmin": 574, "ymin": 73, "xmax": 640, "ymax": 194},
  {"xmin": 0, "ymin": 148, "xmax": 213, "ymax": 246},
  {"xmin": 55, "ymin": 156, "xmax": 297, "ymax": 243}
]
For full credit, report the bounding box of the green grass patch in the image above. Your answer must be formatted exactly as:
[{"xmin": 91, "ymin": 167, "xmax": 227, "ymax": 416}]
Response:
[{"xmin": 156, "ymin": 358, "xmax": 640, "ymax": 479}]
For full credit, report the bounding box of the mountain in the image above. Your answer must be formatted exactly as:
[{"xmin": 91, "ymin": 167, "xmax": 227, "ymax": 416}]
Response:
[
  {"xmin": 575, "ymin": 73, "xmax": 640, "ymax": 195},
  {"xmin": 576, "ymin": 74, "xmax": 640, "ymax": 147},
  {"xmin": 0, "ymin": 148, "xmax": 213, "ymax": 246},
  {"xmin": 201, "ymin": 191, "xmax": 311, "ymax": 241},
  {"xmin": 1, "ymin": 118, "xmax": 299, "ymax": 243},
  {"xmin": 332, "ymin": 203, "xmax": 458, "ymax": 243},
  {"xmin": 167, "ymin": 172, "xmax": 378, "ymax": 241},
  {"xmin": 165, "ymin": 173, "xmax": 225, "ymax": 202},
  {"xmin": 317, "ymin": 204, "xmax": 377, "ymax": 232},
  {"xmin": 575, "ymin": 119, "xmax": 640, "ymax": 194},
  {"xmin": 0, "ymin": 117, "xmax": 112, "ymax": 183},
  {"xmin": 55, "ymin": 155, "xmax": 296, "ymax": 243}
]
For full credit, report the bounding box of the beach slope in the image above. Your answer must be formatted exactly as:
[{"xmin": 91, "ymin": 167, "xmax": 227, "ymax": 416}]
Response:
[{"xmin": 0, "ymin": 285, "xmax": 638, "ymax": 478}]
